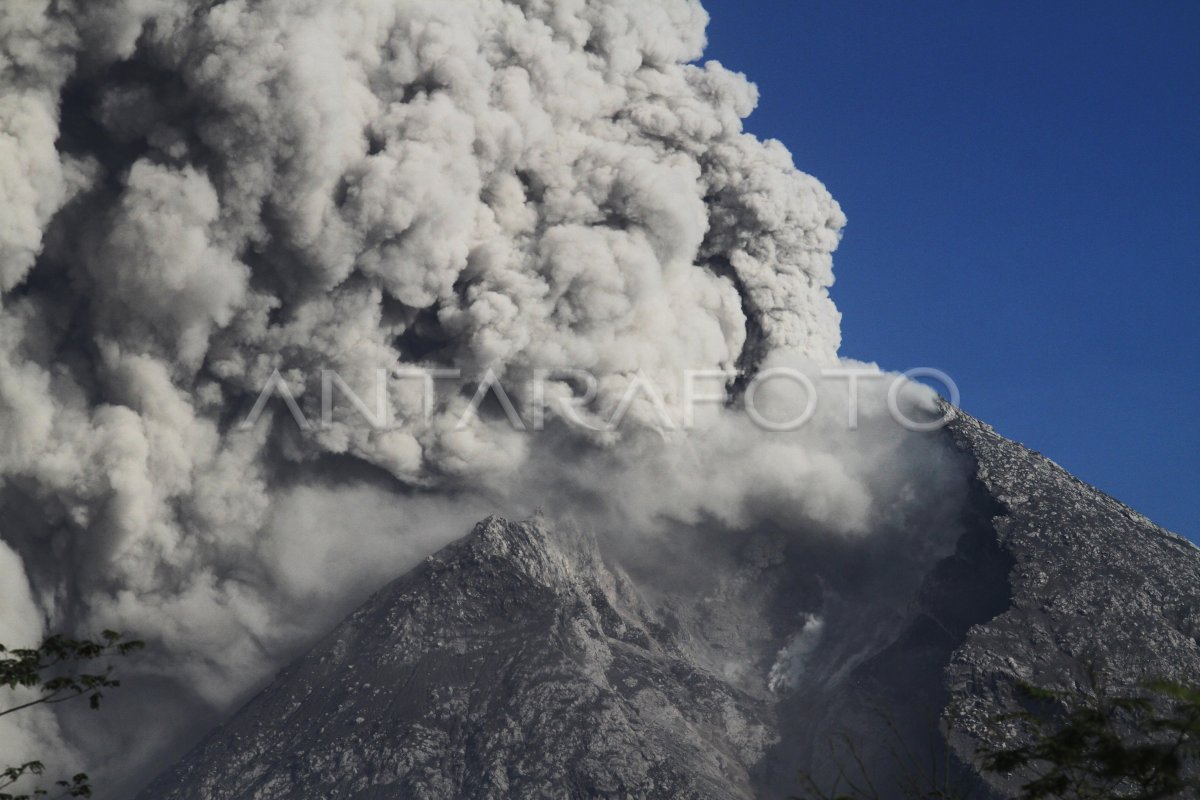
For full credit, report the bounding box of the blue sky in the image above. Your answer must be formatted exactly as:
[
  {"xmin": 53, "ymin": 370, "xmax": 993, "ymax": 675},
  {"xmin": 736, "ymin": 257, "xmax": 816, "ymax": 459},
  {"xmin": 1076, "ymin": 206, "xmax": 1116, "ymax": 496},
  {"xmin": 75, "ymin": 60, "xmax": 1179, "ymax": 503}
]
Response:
[{"xmin": 701, "ymin": 0, "xmax": 1200, "ymax": 539}]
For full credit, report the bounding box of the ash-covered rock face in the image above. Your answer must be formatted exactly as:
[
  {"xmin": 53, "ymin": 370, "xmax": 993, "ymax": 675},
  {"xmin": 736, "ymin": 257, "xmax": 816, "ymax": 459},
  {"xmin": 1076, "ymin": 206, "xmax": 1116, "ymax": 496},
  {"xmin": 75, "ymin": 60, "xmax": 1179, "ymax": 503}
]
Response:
[
  {"xmin": 940, "ymin": 413, "xmax": 1200, "ymax": 796},
  {"xmin": 774, "ymin": 411, "xmax": 1200, "ymax": 798},
  {"xmin": 137, "ymin": 412, "xmax": 1200, "ymax": 799},
  {"xmin": 137, "ymin": 516, "xmax": 776, "ymax": 800}
]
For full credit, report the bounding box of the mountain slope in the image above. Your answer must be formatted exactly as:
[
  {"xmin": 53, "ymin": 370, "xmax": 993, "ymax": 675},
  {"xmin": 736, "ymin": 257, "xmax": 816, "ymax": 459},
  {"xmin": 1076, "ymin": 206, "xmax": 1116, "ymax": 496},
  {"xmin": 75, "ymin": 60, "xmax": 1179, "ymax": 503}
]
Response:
[
  {"xmin": 138, "ymin": 517, "xmax": 774, "ymax": 800},
  {"xmin": 138, "ymin": 412, "xmax": 1200, "ymax": 799},
  {"xmin": 941, "ymin": 413, "xmax": 1200, "ymax": 794}
]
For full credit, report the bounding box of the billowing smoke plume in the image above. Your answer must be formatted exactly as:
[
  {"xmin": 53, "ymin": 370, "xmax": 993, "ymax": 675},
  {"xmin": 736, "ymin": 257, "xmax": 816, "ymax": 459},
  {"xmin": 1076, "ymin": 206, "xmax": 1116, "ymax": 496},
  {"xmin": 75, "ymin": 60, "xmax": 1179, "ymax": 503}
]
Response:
[{"xmin": 0, "ymin": 0, "xmax": 964, "ymax": 792}]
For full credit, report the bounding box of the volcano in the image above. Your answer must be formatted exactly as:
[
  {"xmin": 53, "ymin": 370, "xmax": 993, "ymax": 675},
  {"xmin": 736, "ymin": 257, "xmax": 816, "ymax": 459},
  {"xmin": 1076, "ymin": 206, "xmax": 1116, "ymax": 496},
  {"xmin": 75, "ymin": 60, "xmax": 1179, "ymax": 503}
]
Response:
[{"xmin": 137, "ymin": 410, "xmax": 1200, "ymax": 799}]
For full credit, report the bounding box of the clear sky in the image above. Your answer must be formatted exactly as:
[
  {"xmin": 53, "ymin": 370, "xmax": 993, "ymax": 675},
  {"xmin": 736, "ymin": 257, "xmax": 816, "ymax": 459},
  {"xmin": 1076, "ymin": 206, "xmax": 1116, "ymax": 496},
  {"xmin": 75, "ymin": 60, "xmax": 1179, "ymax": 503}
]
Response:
[{"xmin": 700, "ymin": 0, "xmax": 1200, "ymax": 540}]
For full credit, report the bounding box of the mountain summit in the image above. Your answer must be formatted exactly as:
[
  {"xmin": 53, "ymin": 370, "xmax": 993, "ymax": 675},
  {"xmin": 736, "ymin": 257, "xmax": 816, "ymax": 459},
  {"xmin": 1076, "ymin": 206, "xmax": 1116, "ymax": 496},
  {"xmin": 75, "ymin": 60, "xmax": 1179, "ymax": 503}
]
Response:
[
  {"xmin": 139, "ymin": 412, "xmax": 1200, "ymax": 799},
  {"xmin": 138, "ymin": 516, "xmax": 773, "ymax": 799}
]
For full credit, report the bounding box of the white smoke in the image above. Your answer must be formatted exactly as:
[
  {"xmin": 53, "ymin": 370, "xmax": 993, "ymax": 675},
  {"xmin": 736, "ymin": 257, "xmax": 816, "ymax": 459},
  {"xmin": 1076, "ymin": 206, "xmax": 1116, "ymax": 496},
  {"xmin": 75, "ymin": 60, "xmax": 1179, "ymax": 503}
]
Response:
[
  {"xmin": 768, "ymin": 613, "xmax": 825, "ymax": 694},
  {"xmin": 0, "ymin": 0, "xmax": 965, "ymax": 793}
]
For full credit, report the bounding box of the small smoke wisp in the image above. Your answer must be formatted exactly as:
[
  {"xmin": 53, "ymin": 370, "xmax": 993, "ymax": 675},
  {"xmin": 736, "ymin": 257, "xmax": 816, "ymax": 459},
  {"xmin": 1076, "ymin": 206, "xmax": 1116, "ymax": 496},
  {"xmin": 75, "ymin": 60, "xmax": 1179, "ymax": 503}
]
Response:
[{"xmin": 768, "ymin": 614, "xmax": 826, "ymax": 694}]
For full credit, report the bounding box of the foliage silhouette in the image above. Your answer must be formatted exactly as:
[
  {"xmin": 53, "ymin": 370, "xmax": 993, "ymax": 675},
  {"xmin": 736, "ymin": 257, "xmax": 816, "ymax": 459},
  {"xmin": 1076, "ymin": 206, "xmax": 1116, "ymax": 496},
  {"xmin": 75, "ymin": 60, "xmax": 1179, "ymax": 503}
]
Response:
[
  {"xmin": 0, "ymin": 632, "xmax": 143, "ymax": 800},
  {"xmin": 794, "ymin": 674, "xmax": 1200, "ymax": 800},
  {"xmin": 981, "ymin": 673, "xmax": 1200, "ymax": 799}
]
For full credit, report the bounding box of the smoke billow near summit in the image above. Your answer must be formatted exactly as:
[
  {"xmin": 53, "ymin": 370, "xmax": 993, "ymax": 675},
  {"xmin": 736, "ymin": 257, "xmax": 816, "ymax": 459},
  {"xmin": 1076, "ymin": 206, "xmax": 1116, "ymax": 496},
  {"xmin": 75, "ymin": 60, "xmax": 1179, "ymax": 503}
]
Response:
[{"xmin": 0, "ymin": 0, "xmax": 972, "ymax": 792}]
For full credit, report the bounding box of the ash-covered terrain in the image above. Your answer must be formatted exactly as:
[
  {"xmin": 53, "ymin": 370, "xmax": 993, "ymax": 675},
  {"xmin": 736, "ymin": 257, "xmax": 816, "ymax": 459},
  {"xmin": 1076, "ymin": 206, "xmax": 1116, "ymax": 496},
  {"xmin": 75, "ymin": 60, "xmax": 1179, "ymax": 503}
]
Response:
[
  {"xmin": 138, "ymin": 410, "xmax": 1200, "ymax": 799},
  {"xmin": 2, "ymin": 3, "xmax": 1195, "ymax": 798}
]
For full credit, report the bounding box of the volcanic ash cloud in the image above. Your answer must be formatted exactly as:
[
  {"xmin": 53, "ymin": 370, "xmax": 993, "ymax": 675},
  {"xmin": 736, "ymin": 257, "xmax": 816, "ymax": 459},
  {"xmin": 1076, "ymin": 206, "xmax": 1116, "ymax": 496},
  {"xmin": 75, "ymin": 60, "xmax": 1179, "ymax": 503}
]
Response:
[{"xmin": 0, "ymin": 0, "xmax": 962, "ymax": 790}]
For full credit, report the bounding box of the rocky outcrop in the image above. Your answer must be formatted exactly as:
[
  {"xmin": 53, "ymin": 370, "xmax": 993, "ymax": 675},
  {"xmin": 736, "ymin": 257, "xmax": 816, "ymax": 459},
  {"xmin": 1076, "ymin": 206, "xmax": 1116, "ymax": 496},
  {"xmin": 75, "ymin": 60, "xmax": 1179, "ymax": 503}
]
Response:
[{"xmin": 941, "ymin": 413, "xmax": 1200, "ymax": 794}]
